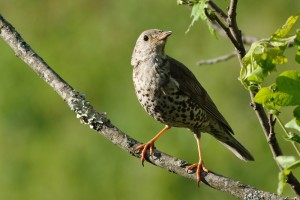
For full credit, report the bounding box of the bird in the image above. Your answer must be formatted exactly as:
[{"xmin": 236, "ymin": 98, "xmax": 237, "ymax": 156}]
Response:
[{"xmin": 131, "ymin": 29, "xmax": 254, "ymax": 185}]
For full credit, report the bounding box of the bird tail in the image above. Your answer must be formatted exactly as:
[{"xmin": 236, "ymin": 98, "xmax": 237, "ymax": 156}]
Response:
[{"xmin": 210, "ymin": 130, "xmax": 254, "ymax": 161}]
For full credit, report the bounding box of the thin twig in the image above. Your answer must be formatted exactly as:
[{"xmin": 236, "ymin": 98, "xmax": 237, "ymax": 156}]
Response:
[
  {"xmin": 207, "ymin": 0, "xmax": 228, "ymax": 20},
  {"xmin": 266, "ymin": 113, "xmax": 283, "ymax": 158},
  {"xmin": 276, "ymin": 116, "xmax": 300, "ymax": 157},
  {"xmin": 0, "ymin": 14, "xmax": 292, "ymax": 200},
  {"xmin": 226, "ymin": 0, "xmax": 300, "ymax": 191},
  {"xmin": 210, "ymin": 21, "xmax": 259, "ymax": 45},
  {"xmin": 196, "ymin": 51, "xmax": 236, "ymax": 66},
  {"xmin": 227, "ymin": 0, "xmax": 245, "ymax": 60},
  {"xmin": 204, "ymin": 0, "xmax": 300, "ymax": 195},
  {"xmin": 227, "ymin": 0, "xmax": 243, "ymax": 47},
  {"xmin": 205, "ymin": 8, "xmax": 239, "ymax": 49}
]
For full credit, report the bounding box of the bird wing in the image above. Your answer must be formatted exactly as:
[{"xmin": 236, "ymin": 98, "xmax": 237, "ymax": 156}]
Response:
[{"xmin": 167, "ymin": 56, "xmax": 234, "ymax": 134}]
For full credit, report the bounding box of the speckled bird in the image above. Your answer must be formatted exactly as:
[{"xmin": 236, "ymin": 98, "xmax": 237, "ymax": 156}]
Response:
[{"xmin": 131, "ymin": 29, "xmax": 254, "ymax": 185}]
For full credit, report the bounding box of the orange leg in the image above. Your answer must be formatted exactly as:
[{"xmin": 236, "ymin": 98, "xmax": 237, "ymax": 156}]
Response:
[
  {"xmin": 135, "ymin": 125, "xmax": 171, "ymax": 166},
  {"xmin": 187, "ymin": 133, "xmax": 208, "ymax": 186}
]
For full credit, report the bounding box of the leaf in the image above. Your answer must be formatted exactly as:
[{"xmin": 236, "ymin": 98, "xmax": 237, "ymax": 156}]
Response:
[
  {"xmin": 272, "ymin": 15, "xmax": 299, "ymax": 39},
  {"xmin": 285, "ymin": 106, "xmax": 300, "ymax": 133},
  {"xmin": 296, "ymin": 50, "xmax": 300, "ymax": 65},
  {"xmin": 293, "ymin": 106, "xmax": 300, "ymax": 122},
  {"xmin": 240, "ymin": 15, "xmax": 299, "ymax": 89},
  {"xmin": 277, "ymin": 171, "xmax": 286, "ymax": 195},
  {"xmin": 186, "ymin": 1, "xmax": 208, "ymax": 33},
  {"xmin": 276, "ymin": 70, "xmax": 300, "ymax": 106},
  {"xmin": 284, "ymin": 132, "xmax": 300, "ymax": 144},
  {"xmin": 185, "ymin": 0, "xmax": 216, "ymax": 36},
  {"xmin": 276, "ymin": 155, "xmax": 299, "ymax": 195},
  {"xmin": 295, "ymin": 29, "xmax": 300, "ymax": 65},
  {"xmin": 276, "ymin": 156, "xmax": 300, "ymax": 170},
  {"xmin": 254, "ymin": 70, "xmax": 300, "ymax": 112},
  {"xmin": 277, "ymin": 170, "xmax": 290, "ymax": 195},
  {"xmin": 254, "ymin": 87, "xmax": 274, "ymax": 104},
  {"xmin": 285, "ymin": 118, "xmax": 300, "ymax": 133},
  {"xmin": 253, "ymin": 87, "xmax": 282, "ymax": 112},
  {"xmin": 240, "ymin": 40, "xmax": 287, "ymax": 88}
]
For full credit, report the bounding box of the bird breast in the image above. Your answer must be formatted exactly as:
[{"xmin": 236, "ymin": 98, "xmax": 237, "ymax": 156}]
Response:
[{"xmin": 133, "ymin": 59, "xmax": 207, "ymax": 129}]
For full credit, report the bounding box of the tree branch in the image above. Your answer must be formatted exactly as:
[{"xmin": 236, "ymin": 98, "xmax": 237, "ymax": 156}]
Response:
[
  {"xmin": 0, "ymin": 14, "xmax": 294, "ymax": 200},
  {"xmin": 227, "ymin": 0, "xmax": 244, "ymax": 56},
  {"xmin": 207, "ymin": 0, "xmax": 228, "ymax": 21},
  {"xmin": 206, "ymin": 0, "xmax": 300, "ymax": 195},
  {"xmin": 196, "ymin": 51, "xmax": 236, "ymax": 66}
]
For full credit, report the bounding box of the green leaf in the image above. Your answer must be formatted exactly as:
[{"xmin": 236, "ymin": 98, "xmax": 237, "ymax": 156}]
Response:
[
  {"xmin": 254, "ymin": 87, "xmax": 274, "ymax": 104},
  {"xmin": 186, "ymin": 1, "xmax": 208, "ymax": 33},
  {"xmin": 240, "ymin": 15, "xmax": 299, "ymax": 89},
  {"xmin": 253, "ymin": 71, "xmax": 300, "ymax": 112},
  {"xmin": 253, "ymin": 87, "xmax": 281, "ymax": 112},
  {"xmin": 294, "ymin": 106, "xmax": 300, "ymax": 121},
  {"xmin": 276, "ymin": 156, "xmax": 300, "ymax": 170},
  {"xmin": 240, "ymin": 39, "xmax": 287, "ymax": 88},
  {"xmin": 296, "ymin": 50, "xmax": 300, "ymax": 65},
  {"xmin": 285, "ymin": 118, "xmax": 300, "ymax": 132},
  {"xmin": 295, "ymin": 29, "xmax": 300, "ymax": 65},
  {"xmin": 285, "ymin": 132, "xmax": 300, "ymax": 144},
  {"xmin": 277, "ymin": 171, "xmax": 285, "ymax": 195},
  {"xmin": 185, "ymin": 0, "xmax": 216, "ymax": 36},
  {"xmin": 272, "ymin": 15, "xmax": 299, "ymax": 39},
  {"xmin": 285, "ymin": 106, "xmax": 300, "ymax": 133},
  {"xmin": 277, "ymin": 170, "xmax": 290, "ymax": 195},
  {"xmin": 276, "ymin": 70, "xmax": 300, "ymax": 106}
]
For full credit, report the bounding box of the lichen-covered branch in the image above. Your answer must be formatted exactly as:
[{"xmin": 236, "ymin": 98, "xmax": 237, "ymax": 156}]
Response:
[{"xmin": 0, "ymin": 14, "xmax": 295, "ymax": 200}]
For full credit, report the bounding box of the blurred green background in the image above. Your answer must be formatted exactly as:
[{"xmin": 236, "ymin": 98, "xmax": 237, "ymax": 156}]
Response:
[{"xmin": 1, "ymin": 0, "xmax": 300, "ymax": 199}]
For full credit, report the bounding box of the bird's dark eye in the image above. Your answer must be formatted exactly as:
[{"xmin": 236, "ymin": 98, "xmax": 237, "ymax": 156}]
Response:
[{"xmin": 143, "ymin": 35, "xmax": 149, "ymax": 41}]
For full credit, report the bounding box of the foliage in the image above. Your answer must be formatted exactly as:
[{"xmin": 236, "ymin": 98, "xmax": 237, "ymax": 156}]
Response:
[
  {"xmin": 180, "ymin": 0, "xmax": 300, "ymax": 195},
  {"xmin": 239, "ymin": 15, "xmax": 300, "ymax": 194},
  {"xmin": 178, "ymin": 0, "xmax": 215, "ymax": 35},
  {"xmin": 276, "ymin": 156, "xmax": 300, "ymax": 194},
  {"xmin": 240, "ymin": 16, "xmax": 298, "ymax": 90},
  {"xmin": 1, "ymin": 1, "xmax": 300, "ymax": 199}
]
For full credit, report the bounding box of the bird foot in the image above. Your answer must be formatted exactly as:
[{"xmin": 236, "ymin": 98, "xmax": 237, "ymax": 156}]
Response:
[
  {"xmin": 135, "ymin": 142, "xmax": 155, "ymax": 166},
  {"xmin": 187, "ymin": 163, "xmax": 208, "ymax": 186}
]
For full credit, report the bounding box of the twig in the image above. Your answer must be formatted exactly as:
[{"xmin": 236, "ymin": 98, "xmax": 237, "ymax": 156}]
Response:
[
  {"xmin": 276, "ymin": 116, "xmax": 300, "ymax": 157},
  {"xmin": 203, "ymin": 0, "xmax": 300, "ymax": 195},
  {"xmin": 267, "ymin": 114, "xmax": 283, "ymax": 158},
  {"xmin": 180, "ymin": 0, "xmax": 300, "ymax": 195},
  {"xmin": 224, "ymin": 0, "xmax": 300, "ymax": 194},
  {"xmin": 0, "ymin": 14, "xmax": 292, "ymax": 200},
  {"xmin": 207, "ymin": 0, "xmax": 228, "ymax": 21},
  {"xmin": 196, "ymin": 51, "xmax": 236, "ymax": 66},
  {"xmin": 227, "ymin": 0, "xmax": 243, "ymax": 51},
  {"xmin": 205, "ymin": 8, "xmax": 239, "ymax": 49},
  {"xmin": 210, "ymin": 21, "xmax": 259, "ymax": 45}
]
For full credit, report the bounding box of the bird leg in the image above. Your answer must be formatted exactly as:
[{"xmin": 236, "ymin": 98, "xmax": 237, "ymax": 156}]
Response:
[
  {"xmin": 135, "ymin": 125, "xmax": 171, "ymax": 166},
  {"xmin": 187, "ymin": 133, "xmax": 208, "ymax": 186}
]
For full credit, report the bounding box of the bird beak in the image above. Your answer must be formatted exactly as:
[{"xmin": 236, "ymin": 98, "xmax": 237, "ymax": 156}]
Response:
[{"xmin": 158, "ymin": 31, "xmax": 172, "ymax": 41}]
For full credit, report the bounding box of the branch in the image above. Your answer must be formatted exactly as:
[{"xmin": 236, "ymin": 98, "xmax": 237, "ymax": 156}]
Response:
[
  {"xmin": 209, "ymin": 20, "xmax": 259, "ymax": 45},
  {"xmin": 0, "ymin": 14, "xmax": 292, "ymax": 200},
  {"xmin": 227, "ymin": 0, "xmax": 244, "ymax": 55},
  {"xmin": 207, "ymin": 0, "xmax": 227, "ymax": 21},
  {"xmin": 196, "ymin": 51, "xmax": 236, "ymax": 66},
  {"xmin": 214, "ymin": 0, "xmax": 300, "ymax": 195},
  {"xmin": 250, "ymin": 94, "xmax": 300, "ymax": 194}
]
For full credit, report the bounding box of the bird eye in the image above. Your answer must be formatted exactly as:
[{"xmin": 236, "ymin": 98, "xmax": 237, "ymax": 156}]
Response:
[{"xmin": 143, "ymin": 35, "xmax": 149, "ymax": 41}]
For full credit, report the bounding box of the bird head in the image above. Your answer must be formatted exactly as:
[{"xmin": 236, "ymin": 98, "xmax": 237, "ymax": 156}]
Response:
[{"xmin": 131, "ymin": 29, "xmax": 172, "ymax": 66}]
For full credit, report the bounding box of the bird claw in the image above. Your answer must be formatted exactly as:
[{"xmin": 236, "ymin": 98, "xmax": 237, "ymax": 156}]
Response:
[
  {"xmin": 187, "ymin": 163, "xmax": 208, "ymax": 186},
  {"xmin": 135, "ymin": 142, "xmax": 155, "ymax": 166}
]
